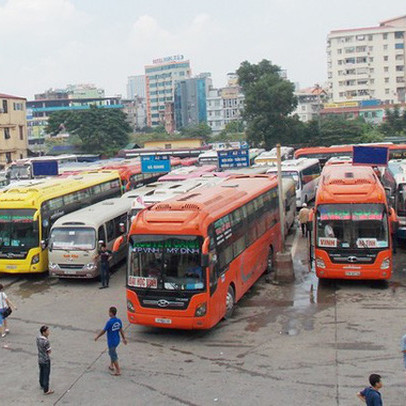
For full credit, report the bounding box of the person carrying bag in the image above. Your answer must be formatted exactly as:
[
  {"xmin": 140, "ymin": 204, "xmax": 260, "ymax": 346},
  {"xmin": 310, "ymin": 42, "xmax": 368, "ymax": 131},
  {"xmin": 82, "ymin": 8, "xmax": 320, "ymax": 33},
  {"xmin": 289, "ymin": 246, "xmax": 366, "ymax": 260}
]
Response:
[{"xmin": 0, "ymin": 283, "xmax": 17, "ymax": 338}]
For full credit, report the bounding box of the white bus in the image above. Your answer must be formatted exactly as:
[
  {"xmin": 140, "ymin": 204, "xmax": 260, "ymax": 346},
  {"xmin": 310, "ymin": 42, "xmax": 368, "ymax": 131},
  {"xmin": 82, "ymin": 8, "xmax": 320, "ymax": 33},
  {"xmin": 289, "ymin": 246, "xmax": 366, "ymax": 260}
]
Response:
[
  {"xmin": 123, "ymin": 178, "xmax": 225, "ymax": 220},
  {"xmin": 282, "ymin": 178, "xmax": 296, "ymax": 235},
  {"xmin": 254, "ymin": 147, "xmax": 294, "ymax": 165},
  {"xmin": 48, "ymin": 198, "xmax": 133, "ymax": 278},
  {"xmin": 266, "ymin": 158, "xmax": 321, "ymax": 207}
]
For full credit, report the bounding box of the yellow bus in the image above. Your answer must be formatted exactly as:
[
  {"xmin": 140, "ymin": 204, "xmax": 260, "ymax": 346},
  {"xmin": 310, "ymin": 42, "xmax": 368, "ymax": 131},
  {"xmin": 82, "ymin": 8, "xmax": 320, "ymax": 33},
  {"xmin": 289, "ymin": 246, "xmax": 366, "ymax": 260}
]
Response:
[{"xmin": 0, "ymin": 171, "xmax": 122, "ymax": 274}]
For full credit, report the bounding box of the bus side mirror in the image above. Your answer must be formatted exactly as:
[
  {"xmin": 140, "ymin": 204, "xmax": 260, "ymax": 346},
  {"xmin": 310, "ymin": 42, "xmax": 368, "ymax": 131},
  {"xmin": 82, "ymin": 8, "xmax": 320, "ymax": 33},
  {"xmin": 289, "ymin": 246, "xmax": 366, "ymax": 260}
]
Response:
[
  {"xmin": 119, "ymin": 222, "xmax": 126, "ymax": 234},
  {"xmin": 40, "ymin": 240, "xmax": 47, "ymax": 250},
  {"xmin": 201, "ymin": 254, "xmax": 209, "ymax": 268}
]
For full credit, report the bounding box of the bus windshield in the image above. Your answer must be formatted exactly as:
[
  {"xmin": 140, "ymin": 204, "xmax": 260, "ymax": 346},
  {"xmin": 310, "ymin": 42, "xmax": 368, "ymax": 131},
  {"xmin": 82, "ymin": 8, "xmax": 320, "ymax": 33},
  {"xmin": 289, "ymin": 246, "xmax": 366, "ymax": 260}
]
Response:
[
  {"xmin": 49, "ymin": 227, "xmax": 96, "ymax": 250},
  {"xmin": 128, "ymin": 235, "xmax": 204, "ymax": 291},
  {"xmin": 0, "ymin": 209, "xmax": 39, "ymax": 252},
  {"xmin": 316, "ymin": 204, "xmax": 389, "ymax": 249},
  {"xmin": 397, "ymin": 184, "xmax": 406, "ymax": 217}
]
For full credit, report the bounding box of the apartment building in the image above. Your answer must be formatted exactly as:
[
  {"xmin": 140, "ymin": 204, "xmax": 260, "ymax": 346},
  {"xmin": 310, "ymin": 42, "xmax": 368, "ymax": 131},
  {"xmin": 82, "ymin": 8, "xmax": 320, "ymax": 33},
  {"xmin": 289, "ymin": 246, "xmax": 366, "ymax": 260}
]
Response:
[
  {"xmin": 127, "ymin": 75, "xmax": 146, "ymax": 100},
  {"xmin": 293, "ymin": 86, "xmax": 328, "ymax": 122},
  {"xmin": 144, "ymin": 56, "xmax": 191, "ymax": 127},
  {"xmin": 327, "ymin": 15, "xmax": 406, "ymax": 103},
  {"xmin": 206, "ymin": 74, "xmax": 244, "ymax": 133},
  {"xmin": 0, "ymin": 93, "xmax": 28, "ymax": 167}
]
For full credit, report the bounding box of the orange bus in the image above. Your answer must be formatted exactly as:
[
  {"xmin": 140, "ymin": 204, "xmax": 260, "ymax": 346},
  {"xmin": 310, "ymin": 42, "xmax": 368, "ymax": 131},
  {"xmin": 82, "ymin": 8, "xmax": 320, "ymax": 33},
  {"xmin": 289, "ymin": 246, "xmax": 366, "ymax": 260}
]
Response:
[
  {"xmin": 295, "ymin": 144, "xmax": 406, "ymax": 166},
  {"xmin": 311, "ymin": 164, "xmax": 397, "ymax": 280},
  {"xmin": 126, "ymin": 174, "xmax": 281, "ymax": 329}
]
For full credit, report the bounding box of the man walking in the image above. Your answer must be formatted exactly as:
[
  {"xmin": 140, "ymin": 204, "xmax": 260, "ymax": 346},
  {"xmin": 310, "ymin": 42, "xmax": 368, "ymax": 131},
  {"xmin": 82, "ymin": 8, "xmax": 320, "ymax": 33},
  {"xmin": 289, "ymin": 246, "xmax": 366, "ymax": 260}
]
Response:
[
  {"xmin": 298, "ymin": 203, "xmax": 310, "ymax": 237},
  {"xmin": 402, "ymin": 333, "xmax": 406, "ymax": 381},
  {"xmin": 97, "ymin": 243, "xmax": 112, "ymax": 289},
  {"xmin": 36, "ymin": 325, "xmax": 54, "ymax": 395},
  {"xmin": 356, "ymin": 374, "xmax": 383, "ymax": 405},
  {"xmin": 95, "ymin": 306, "xmax": 127, "ymax": 376}
]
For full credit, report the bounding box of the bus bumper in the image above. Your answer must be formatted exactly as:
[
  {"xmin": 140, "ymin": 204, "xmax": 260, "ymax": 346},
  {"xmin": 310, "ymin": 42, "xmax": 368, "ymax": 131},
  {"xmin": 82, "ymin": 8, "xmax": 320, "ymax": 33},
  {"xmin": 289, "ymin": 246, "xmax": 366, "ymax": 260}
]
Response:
[
  {"xmin": 127, "ymin": 311, "xmax": 211, "ymax": 330},
  {"xmin": 0, "ymin": 261, "xmax": 44, "ymax": 274},
  {"xmin": 316, "ymin": 266, "xmax": 391, "ymax": 280}
]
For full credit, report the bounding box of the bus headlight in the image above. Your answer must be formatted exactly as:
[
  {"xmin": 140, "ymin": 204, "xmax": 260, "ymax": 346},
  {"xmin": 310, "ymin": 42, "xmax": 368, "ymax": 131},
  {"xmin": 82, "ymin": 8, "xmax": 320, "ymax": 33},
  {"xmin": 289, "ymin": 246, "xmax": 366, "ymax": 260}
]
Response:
[
  {"xmin": 316, "ymin": 257, "xmax": 326, "ymax": 269},
  {"xmin": 195, "ymin": 302, "xmax": 207, "ymax": 317},
  {"xmin": 49, "ymin": 262, "xmax": 59, "ymax": 271},
  {"xmin": 127, "ymin": 299, "xmax": 135, "ymax": 313},
  {"xmin": 31, "ymin": 254, "xmax": 40, "ymax": 264},
  {"xmin": 85, "ymin": 262, "xmax": 97, "ymax": 270},
  {"xmin": 381, "ymin": 258, "xmax": 390, "ymax": 270}
]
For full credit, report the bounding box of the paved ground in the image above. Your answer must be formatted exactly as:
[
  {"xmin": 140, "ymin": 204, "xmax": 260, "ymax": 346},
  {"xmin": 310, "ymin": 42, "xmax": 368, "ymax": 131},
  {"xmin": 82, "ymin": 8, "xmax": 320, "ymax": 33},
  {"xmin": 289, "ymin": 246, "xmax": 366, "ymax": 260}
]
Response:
[{"xmin": 1, "ymin": 225, "xmax": 406, "ymax": 405}]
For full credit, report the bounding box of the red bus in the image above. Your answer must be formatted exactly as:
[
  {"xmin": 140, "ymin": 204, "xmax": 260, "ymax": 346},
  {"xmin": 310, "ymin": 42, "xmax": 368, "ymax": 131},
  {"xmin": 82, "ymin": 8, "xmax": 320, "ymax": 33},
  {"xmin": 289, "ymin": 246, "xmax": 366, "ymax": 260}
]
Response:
[
  {"xmin": 311, "ymin": 164, "xmax": 398, "ymax": 280},
  {"xmin": 126, "ymin": 174, "xmax": 282, "ymax": 329},
  {"xmin": 295, "ymin": 144, "xmax": 406, "ymax": 166}
]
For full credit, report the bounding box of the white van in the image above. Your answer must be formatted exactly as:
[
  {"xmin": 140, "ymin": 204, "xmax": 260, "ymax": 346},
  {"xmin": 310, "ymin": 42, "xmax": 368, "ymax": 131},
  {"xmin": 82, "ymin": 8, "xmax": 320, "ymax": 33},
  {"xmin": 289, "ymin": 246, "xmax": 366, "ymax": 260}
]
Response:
[{"xmin": 48, "ymin": 198, "xmax": 133, "ymax": 278}]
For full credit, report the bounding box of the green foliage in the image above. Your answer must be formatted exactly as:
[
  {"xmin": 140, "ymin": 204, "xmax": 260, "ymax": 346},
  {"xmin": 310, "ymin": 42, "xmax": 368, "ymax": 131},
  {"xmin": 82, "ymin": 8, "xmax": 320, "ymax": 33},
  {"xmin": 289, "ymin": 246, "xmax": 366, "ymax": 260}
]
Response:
[
  {"xmin": 179, "ymin": 122, "xmax": 212, "ymax": 141},
  {"xmin": 46, "ymin": 106, "xmax": 131, "ymax": 156},
  {"xmin": 211, "ymin": 131, "xmax": 247, "ymax": 143},
  {"xmin": 237, "ymin": 59, "xmax": 298, "ymax": 149},
  {"xmin": 379, "ymin": 106, "xmax": 406, "ymax": 137}
]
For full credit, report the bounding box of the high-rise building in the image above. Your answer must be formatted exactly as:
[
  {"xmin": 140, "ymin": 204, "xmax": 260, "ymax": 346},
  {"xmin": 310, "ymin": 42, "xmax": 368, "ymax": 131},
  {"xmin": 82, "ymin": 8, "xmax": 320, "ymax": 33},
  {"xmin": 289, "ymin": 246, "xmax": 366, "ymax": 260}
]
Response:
[
  {"xmin": 127, "ymin": 75, "xmax": 146, "ymax": 100},
  {"xmin": 0, "ymin": 93, "xmax": 28, "ymax": 166},
  {"xmin": 144, "ymin": 57, "xmax": 191, "ymax": 127},
  {"xmin": 327, "ymin": 15, "xmax": 406, "ymax": 103},
  {"xmin": 174, "ymin": 76, "xmax": 209, "ymax": 130},
  {"xmin": 293, "ymin": 85, "xmax": 328, "ymax": 122}
]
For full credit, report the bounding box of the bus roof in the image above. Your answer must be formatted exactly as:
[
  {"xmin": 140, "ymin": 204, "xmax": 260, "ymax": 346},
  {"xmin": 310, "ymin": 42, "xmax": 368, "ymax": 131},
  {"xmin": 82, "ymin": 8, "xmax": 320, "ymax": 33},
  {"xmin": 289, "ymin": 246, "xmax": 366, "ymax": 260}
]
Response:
[
  {"xmin": 0, "ymin": 171, "xmax": 120, "ymax": 209},
  {"xmin": 158, "ymin": 165, "xmax": 216, "ymax": 181},
  {"xmin": 266, "ymin": 158, "xmax": 320, "ymax": 172},
  {"xmin": 51, "ymin": 198, "xmax": 132, "ymax": 228},
  {"xmin": 316, "ymin": 165, "xmax": 385, "ymax": 205},
  {"xmin": 131, "ymin": 175, "xmax": 278, "ymax": 236}
]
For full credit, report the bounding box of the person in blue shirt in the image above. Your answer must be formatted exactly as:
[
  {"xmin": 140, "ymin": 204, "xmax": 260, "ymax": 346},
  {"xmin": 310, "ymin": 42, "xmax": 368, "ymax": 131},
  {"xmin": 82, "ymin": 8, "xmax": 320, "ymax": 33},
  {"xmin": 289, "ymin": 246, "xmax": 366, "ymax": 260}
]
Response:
[
  {"xmin": 357, "ymin": 374, "xmax": 383, "ymax": 406},
  {"xmin": 95, "ymin": 306, "xmax": 127, "ymax": 376}
]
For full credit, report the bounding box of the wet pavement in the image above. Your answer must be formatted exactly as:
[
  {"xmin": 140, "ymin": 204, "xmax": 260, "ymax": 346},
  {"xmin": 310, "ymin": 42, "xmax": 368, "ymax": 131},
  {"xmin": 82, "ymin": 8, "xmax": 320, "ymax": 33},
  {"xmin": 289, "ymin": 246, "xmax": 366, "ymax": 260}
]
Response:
[{"xmin": 1, "ymin": 225, "xmax": 406, "ymax": 405}]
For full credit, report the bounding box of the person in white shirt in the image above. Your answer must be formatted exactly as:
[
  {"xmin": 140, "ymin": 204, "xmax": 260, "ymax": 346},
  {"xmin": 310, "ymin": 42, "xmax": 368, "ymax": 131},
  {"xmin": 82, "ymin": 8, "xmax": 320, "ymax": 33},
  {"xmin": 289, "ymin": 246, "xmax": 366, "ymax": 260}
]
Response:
[
  {"xmin": 324, "ymin": 223, "xmax": 335, "ymax": 238},
  {"xmin": 0, "ymin": 283, "xmax": 17, "ymax": 338}
]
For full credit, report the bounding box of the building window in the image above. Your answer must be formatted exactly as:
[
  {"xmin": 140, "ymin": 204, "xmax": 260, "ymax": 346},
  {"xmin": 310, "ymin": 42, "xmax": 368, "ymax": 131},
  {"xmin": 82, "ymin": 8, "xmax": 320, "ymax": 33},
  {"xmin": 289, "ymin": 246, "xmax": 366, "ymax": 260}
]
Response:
[
  {"xmin": 383, "ymin": 33, "xmax": 388, "ymax": 40},
  {"xmin": 337, "ymin": 49, "xmax": 342, "ymax": 54},
  {"xmin": 385, "ymin": 78, "xmax": 389, "ymax": 83},
  {"xmin": 5, "ymin": 152, "xmax": 11, "ymax": 164},
  {"xmin": 368, "ymin": 57, "xmax": 374, "ymax": 63},
  {"xmin": 356, "ymin": 57, "xmax": 367, "ymax": 63},
  {"xmin": 4, "ymin": 128, "xmax": 10, "ymax": 139},
  {"xmin": 395, "ymin": 43, "xmax": 404, "ymax": 49},
  {"xmin": 396, "ymin": 54, "xmax": 404, "ymax": 61},
  {"xmin": 383, "ymin": 44, "xmax": 388, "ymax": 50},
  {"xmin": 370, "ymin": 68, "xmax": 374, "ymax": 74},
  {"xmin": 395, "ymin": 31, "xmax": 404, "ymax": 39},
  {"xmin": 2, "ymin": 100, "xmax": 8, "ymax": 113},
  {"xmin": 13, "ymin": 102, "xmax": 23, "ymax": 111},
  {"xmin": 384, "ymin": 67, "xmax": 389, "ymax": 73},
  {"xmin": 19, "ymin": 125, "xmax": 24, "ymax": 140},
  {"xmin": 397, "ymin": 77, "xmax": 405, "ymax": 83},
  {"xmin": 385, "ymin": 89, "xmax": 390, "ymax": 94},
  {"xmin": 384, "ymin": 55, "xmax": 389, "ymax": 61},
  {"xmin": 396, "ymin": 65, "xmax": 404, "ymax": 72},
  {"xmin": 368, "ymin": 35, "xmax": 373, "ymax": 41}
]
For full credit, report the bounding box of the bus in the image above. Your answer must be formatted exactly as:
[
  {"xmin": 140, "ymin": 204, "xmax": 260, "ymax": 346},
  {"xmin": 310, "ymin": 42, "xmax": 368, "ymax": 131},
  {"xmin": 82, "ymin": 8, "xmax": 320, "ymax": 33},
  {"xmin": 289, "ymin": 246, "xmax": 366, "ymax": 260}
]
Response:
[
  {"xmin": 266, "ymin": 158, "xmax": 321, "ymax": 207},
  {"xmin": 382, "ymin": 159, "xmax": 406, "ymax": 239},
  {"xmin": 48, "ymin": 198, "xmax": 133, "ymax": 278},
  {"xmin": 294, "ymin": 144, "xmax": 406, "ymax": 166},
  {"xmin": 254, "ymin": 147, "xmax": 294, "ymax": 165},
  {"xmin": 311, "ymin": 164, "xmax": 397, "ymax": 280},
  {"xmin": 0, "ymin": 171, "xmax": 122, "ymax": 274},
  {"xmin": 158, "ymin": 165, "xmax": 217, "ymax": 182},
  {"xmin": 126, "ymin": 174, "xmax": 282, "ymax": 329}
]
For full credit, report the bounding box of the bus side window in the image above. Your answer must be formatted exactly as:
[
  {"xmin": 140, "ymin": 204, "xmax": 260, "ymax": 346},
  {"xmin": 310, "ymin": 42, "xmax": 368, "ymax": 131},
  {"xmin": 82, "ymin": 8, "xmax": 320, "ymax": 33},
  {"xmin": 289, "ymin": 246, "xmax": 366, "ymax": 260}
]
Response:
[
  {"xmin": 98, "ymin": 225, "xmax": 106, "ymax": 244},
  {"xmin": 106, "ymin": 220, "xmax": 115, "ymax": 242}
]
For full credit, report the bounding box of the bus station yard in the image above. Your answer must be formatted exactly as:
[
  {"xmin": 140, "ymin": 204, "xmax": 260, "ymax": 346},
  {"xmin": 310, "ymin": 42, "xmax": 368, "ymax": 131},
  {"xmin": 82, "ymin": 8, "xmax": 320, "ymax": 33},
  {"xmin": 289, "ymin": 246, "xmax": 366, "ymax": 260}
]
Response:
[{"xmin": 2, "ymin": 227, "xmax": 406, "ymax": 406}]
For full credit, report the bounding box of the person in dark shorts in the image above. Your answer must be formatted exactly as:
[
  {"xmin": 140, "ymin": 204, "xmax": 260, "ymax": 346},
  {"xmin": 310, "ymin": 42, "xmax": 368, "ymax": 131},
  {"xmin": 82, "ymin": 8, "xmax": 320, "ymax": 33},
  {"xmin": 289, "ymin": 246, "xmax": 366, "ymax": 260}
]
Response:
[
  {"xmin": 36, "ymin": 325, "xmax": 54, "ymax": 395},
  {"xmin": 97, "ymin": 243, "xmax": 112, "ymax": 289},
  {"xmin": 357, "ymin": 374, "xmax": 383, "ymax": 405},
  {"xmin": 95, "ymin": 306, "xmax": 127, "ymax": 376}
]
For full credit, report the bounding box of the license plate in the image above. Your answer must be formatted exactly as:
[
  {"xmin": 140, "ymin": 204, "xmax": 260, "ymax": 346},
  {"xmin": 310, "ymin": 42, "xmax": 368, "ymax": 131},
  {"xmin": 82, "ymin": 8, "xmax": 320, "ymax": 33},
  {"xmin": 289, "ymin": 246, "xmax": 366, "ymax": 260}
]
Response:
[
  {"xmin": 345, "ymin": 271, "xmax": 360, "ymax": 276},
  {"xmin": 155, "ymin": 318, "xmax": 172, "ymax": 324},
  {"xmin": 6, "ymin": 265, "xmax": 17, "ymax": 270},
  {"xmin": 63, "ymin": 269, "xmax": 77, "ymax": 275}
]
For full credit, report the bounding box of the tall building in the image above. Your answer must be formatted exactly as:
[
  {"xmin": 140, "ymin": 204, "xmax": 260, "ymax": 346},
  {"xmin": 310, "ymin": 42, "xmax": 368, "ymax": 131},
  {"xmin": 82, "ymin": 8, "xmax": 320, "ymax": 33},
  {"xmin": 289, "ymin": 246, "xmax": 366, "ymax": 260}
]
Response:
[
  {"xmin": 127, "ymin": 75, "xmax": 146, "ymax": 100},
  {"xmin": 0, "ymin": 93, "xmax": 28, "ymax": 166},
  {"xmin": 144, "ymin": 57, "xmax": 191, "ymax": 127},
  {"xmin": 327, "ymin": 15, "xmax": 406, "ymax": 103},
  {"xmin": 206, "ymin": 74, "xmax": 245, "ymax": 134},
  {"xmin": 174, "ymin": 76, "xmax": 209, "ymax": 130}
]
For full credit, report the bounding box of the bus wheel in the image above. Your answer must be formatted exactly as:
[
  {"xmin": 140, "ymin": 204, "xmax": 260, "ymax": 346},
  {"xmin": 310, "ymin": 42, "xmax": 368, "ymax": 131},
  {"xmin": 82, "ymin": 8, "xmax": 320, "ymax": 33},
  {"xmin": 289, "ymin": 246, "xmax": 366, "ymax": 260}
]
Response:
[
  {"xmin": 266, "ymin": 247, "xmax": 274, "ymax": 274},
  {"xmin": 224, "ymin": 286, "xmax": 235, "ymax": 319}
]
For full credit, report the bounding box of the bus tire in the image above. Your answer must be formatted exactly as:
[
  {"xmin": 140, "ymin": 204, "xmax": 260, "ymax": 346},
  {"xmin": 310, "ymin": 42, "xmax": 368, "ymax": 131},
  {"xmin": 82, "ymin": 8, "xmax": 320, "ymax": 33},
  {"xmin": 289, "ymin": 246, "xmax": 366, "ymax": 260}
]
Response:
[
  {"xmin": 224, "ymin": 285, "xmax": 235, "ymax": 320},
  {"xmin": 266, "ymin": 247, "xmax": 274, "ymax": 274}
]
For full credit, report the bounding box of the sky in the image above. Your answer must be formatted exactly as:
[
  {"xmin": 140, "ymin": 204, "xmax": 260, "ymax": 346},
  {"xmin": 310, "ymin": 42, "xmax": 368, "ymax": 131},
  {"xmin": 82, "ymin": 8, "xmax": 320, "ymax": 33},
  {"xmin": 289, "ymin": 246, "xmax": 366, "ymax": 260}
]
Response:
[{"xmin": 0, "ymin": 0, "xmax": 405, "ymax": 99}]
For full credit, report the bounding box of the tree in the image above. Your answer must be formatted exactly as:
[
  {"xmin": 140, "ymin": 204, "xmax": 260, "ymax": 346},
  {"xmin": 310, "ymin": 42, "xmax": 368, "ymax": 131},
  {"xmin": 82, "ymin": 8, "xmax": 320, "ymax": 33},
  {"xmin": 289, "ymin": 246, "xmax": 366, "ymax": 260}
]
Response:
[
  {"xmin": 379, "ymin": 106, "xmax": 406, "ymax": 137},
  {"xmin": 236, "ymin": 59, "xmax": 298, "ymax": 149},
  {"xmin": 46, "ymin": 106, "xmax": 131, "ymax": 155},
  {"xmin": 180, "ymin": 122, "xmax": 212, "ymax": 141}
]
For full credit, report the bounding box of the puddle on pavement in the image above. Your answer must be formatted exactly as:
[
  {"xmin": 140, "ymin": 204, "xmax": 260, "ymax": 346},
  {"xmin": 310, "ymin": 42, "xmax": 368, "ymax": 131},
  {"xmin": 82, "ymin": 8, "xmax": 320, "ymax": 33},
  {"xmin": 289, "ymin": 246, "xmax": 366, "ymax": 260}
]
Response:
[{"xmin": 14, "ymin": 276, "xmax": 57, "ymax": 299}]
